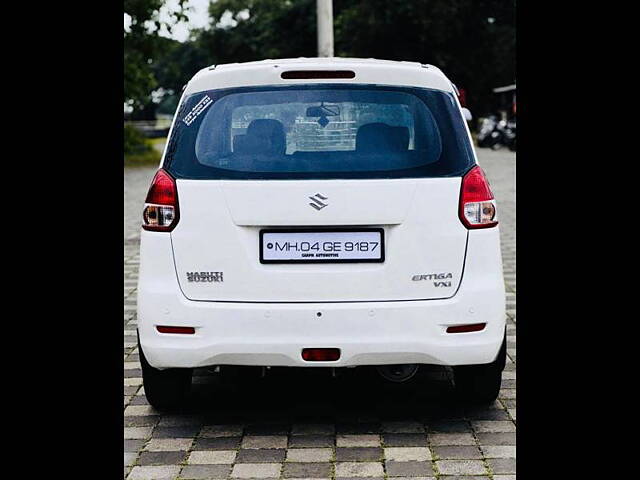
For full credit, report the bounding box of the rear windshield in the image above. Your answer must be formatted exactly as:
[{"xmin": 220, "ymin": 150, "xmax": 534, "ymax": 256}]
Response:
[{"xmin": 164, "ymin": 84, "xmax": 475, "ymax": 180}]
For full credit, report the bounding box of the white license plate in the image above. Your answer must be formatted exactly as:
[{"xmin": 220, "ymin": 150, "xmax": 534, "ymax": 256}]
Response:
[{"xmin": 260, "ymin": 229, "xmax": 385, "ymax": 263}]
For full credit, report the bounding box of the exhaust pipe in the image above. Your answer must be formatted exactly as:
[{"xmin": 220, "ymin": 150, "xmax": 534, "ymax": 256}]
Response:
[{"xmin": 376, "ymin": 364, "xmax": 419, "ymax": 383}]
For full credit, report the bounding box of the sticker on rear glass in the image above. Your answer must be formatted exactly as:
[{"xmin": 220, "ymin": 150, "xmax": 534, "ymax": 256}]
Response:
[{"xmin": 183, "ymin": 95, "xmax": 212, "ymax": 126}]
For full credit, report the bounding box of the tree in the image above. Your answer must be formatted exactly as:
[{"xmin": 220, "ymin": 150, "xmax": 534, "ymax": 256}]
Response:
[
  {"xmin": 150, "ymin": 0, "xmax": 319, "ymax": 113},
  {"xmin": 333, "ymin": 0, "xmax": 515, "ymax": 115},
  {"xmin": 124, "ymin": 0, "xmax": 189, "ymax": 117},
  {"xmin": 148, "ymin": 0, "xmax": 515, "ymax": 118},
  {"xmin": 206, "ymin": 0, "xmax": 317, "ymax": 62}
]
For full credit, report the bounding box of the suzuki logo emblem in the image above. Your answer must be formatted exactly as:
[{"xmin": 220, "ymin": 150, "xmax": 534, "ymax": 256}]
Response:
[{"xmin": 308, "ymin": 193, "xmax": 329, "ymax": 211}]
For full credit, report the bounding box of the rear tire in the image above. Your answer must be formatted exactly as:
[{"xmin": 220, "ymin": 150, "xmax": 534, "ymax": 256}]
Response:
[
  {"xmin": 453, "ymin": 334, "xmax": 506, "ymax": 404},
  {"xmin": 139, "ymin": 338, "xmax": 192, "ymax": 410}
]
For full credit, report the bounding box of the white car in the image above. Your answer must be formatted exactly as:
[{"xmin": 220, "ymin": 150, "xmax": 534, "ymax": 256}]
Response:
[{"xmin": 137, "ymin": 58, "xmax": 506, "ymax": 409}]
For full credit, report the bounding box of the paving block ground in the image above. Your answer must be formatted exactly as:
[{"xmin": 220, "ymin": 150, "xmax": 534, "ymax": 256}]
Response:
[{"xmin": 124, "ymin": 148, "xmax": 516, "ymax": 479}]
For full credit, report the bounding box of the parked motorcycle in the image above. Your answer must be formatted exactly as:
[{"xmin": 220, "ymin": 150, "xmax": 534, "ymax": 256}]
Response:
[
  {"xmin": 477, "ymin": 115, "xmax": 500, "ymax": 148},
  {"xmin": 476, "ymin": 116, "xmax": 516, "ymax": 151},
  {"xmin": 504, "ymin": 119, "xmax": 516, "ymax": 151}
]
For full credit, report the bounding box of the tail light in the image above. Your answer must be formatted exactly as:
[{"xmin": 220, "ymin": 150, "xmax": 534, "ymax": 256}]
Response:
[
  {"xmin": 156, "ymin": 325, "xmax": 195, "ymax": 334},
  {"xmin": 446, "ymin": 323, "xmax": 486, "ymax": 333},
  {"xmin": 142, "ymin": 169, "xmax": 179, "ymax": 232},
  {"xmin": 459, "ymin": 165, "xmax": 498, "ymax": 229},
  {"xmin": 302, "ymin": 348, "xmax": 341, "ymax": 361}
]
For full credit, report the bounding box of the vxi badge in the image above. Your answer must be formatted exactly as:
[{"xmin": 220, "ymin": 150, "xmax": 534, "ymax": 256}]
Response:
[
  {"xmin": 308, "ymin": 193, "xmax": 329, "ymax": 210},
  {"xmin": 412, "ymin": 272, "xmax": 453, "ymax": 287}
]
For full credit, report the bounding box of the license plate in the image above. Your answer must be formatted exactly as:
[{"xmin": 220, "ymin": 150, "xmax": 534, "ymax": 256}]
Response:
[{"xmin": 260, "ymin": 228, "xmax": 385, "ymax": 263}]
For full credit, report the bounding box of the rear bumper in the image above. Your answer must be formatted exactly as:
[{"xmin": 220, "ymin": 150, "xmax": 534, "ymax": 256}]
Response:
[
  {"xmin": 137, "ymin": 229, "xmax": 505, "ymax": 369},
  {"xmin": 139, "ymin": 298, "xmax": 505, "ymax": 369}
]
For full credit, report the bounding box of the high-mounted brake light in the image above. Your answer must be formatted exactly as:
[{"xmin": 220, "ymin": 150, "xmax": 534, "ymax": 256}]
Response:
[
  {"xmin": 459, "ymin": 166, "xmax": 498, "ymax": 229},
  {"xmin": 142, "ymin": 169, "xmax": 179, "ymax": 232},
  {"xmin": 281, "ymin": 70, "xmax": 355, "ymax": 79}
]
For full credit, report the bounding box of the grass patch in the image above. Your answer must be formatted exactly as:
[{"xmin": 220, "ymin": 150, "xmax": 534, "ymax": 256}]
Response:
[
  {"xmin": 124, "ymin": 124, "xmax": 162, "ymax": 167},
  {"xmin": 147, "ymin": 137, "xmax": 167, "ymax": 146},
  {"xmin": 124, "ymin": 145, "xmax": 161, "ymax": 167}
]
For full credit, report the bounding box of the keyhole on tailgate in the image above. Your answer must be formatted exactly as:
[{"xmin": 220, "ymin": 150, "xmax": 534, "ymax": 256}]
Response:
[{"xmin": 317, "ymin": 312, "xmax": 322, "ymax": 317}]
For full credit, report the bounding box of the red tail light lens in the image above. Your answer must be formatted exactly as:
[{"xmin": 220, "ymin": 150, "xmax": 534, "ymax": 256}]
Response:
[
  {"xmin": 302, "ymin": 348, "xmax": 341, "ymax": 361},
  {"xmin": 156, "ymin": 325, "xmax": 195, "ymax": 334},
  {"xmin": 142, "ymin": 169, "xmax": 179, "ymax": 232},
  {"xmin": 459, "ymin": 166, "xmax": 498, "ymax": 229},
  {"xmin": 446, "ymin": 323, "xmax": 486, "ymax": 333}
]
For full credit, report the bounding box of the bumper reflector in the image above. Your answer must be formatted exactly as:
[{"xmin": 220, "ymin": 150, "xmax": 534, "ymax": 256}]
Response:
[
  {"xmin": 156, "ymin": 326, "xmax": 195, "ymax": 334},
  {"xmin": 302, "ymin": 348, "xmax": 341, "ymax": 361},
  {"xmin": 446, "ymin": 323, "xmax": 486, "ymax": 333}
]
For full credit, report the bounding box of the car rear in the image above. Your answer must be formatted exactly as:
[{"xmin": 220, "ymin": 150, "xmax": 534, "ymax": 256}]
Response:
[{"xmin": 136, "ymin": 59, "xmax": 505, "ymax": 406}]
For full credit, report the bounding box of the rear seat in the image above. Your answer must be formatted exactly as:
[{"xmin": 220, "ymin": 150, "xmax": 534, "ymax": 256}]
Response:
[
  {"xmin": 356, "ymin": 123, "xmax": 409, "ymax": 153},
  {"xmin": 229, "ymin": 121, "xmax": 414, "ymax": 172},
  {"xmin": 233, "ymin": 119, "xmax": 286, "ymax": 155}
]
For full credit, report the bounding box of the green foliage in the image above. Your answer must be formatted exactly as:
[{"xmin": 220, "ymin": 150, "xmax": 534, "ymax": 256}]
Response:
[
  {"xmin": 124, "ymin": 124, "xmax": 150, "ymax": 154},
  {"xmin": 124, "ymin": 0, "xmax": 189, "ymax": 115},
  {"xmin": 125, "ymin": 148, "xmax": 162, "ymax": 167},
  {"xmin": 333, "ymin": 0, "xmax": 515, "ymax": 114},
  {"xmin": 207, "ymin": 0, "xmax": 317, "ymax": 61},
  {"xmin": 124, "ymin": 125, "xmax": 161, "ymax": 166},
  {"xmin": 150, "ymin": 0, "xmax": 317, "ymax": 99},
  {"xmin": 156, "ymin": 91, "xmax": 180, "ymax": 115},
  {"xmin": 132, "ymin": 0, "xmax": 515, "ymax": 118},
  {"xmin": 151, "ymin": 35, "xmax": 210, "ymax": 99}
]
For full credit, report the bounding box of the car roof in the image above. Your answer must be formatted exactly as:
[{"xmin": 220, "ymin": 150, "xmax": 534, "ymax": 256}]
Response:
[{"xmin": 184, "ymin": 57, "xmax": 454, "ymax": 96}]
